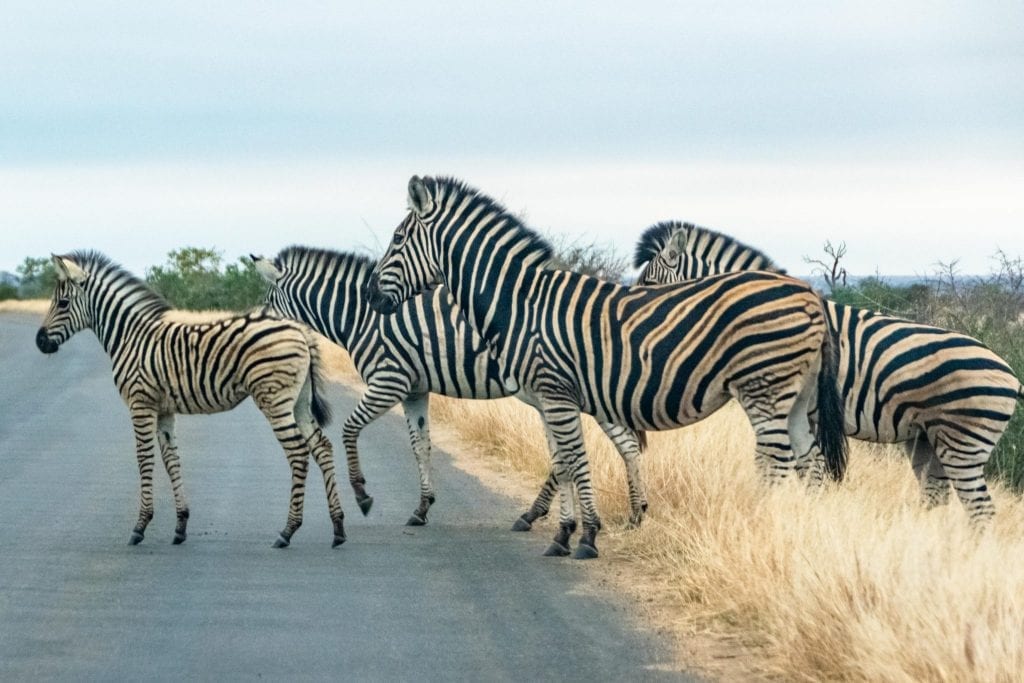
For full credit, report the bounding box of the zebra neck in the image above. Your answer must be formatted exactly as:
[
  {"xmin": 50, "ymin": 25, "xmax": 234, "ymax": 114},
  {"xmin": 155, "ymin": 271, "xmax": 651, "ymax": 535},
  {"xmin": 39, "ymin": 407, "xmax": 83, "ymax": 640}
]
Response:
[
  {"xmin": 439, "ymin": 232, "xmax": 547, "ymax": 358},
  {"xmin": 89, "ymin": 290, "xmax": 166, "ymax": 358}
]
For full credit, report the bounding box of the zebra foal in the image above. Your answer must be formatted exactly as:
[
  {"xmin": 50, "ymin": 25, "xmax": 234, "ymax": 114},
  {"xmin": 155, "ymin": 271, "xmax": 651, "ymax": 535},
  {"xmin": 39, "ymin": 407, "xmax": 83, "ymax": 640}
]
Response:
[
  {"xmin": 366, "ymin": 176, "xmax": 848, "ymax": 559},
  {"xmin": 35, "ymin": 251, "xmax": 346, "ymax": 548},
  {"xmin": 634, "ymin": 221, "xmax": 1024, "ymax": 525},
  {"xmin": 250, "ymin": 246, "xmax": 649, "ymax": 528}
]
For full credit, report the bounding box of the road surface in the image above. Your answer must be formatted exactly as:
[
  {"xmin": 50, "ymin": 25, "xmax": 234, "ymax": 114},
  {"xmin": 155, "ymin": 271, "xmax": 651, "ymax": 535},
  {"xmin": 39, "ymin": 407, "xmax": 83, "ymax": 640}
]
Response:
[{"xmin": 0, "ymin": 313, "xmax": 690, "ymax": 681}]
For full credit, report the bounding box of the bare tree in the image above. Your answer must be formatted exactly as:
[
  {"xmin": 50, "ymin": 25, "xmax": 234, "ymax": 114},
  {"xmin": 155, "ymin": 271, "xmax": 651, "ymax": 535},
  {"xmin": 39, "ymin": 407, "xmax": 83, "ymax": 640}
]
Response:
[{"xmin": 803, "ymin": 240, "xmax": 848, "ymax": 293}]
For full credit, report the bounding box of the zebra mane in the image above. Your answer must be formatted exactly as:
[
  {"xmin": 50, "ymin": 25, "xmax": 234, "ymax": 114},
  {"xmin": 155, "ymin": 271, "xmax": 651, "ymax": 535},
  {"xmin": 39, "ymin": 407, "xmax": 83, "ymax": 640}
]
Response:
[
  {"xmin": 433, "ymin": 176, "xmax": 555, "ymax": 264},
  {"xmin": 632, "ymin": 221, "xmax": 678, "ymax": 268},
  {"xmin": 275, "ymin": 245, "xmax": 377, "ymax": 274},
  {"xmin": 632, "ymin": 220, "xmax": 785, "ymax": 274},
  {"xmin": 67, "ymin": 249, "xmax": 171, "ymax": 313}
]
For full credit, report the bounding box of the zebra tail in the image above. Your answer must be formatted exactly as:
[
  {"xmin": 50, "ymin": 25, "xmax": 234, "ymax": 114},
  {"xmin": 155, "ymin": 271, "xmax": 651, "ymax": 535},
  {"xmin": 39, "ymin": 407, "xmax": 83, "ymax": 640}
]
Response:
[
  {"xmin": 306, "ymin": 333, "xmax": 334, "ymax": 429},
  {"xmin": 816, "ymin": 323, "xmax": 848, "ymax": 481},
  {"xmin": 636, "ymin": 430, "xmax": 648, "ymax": 453}
]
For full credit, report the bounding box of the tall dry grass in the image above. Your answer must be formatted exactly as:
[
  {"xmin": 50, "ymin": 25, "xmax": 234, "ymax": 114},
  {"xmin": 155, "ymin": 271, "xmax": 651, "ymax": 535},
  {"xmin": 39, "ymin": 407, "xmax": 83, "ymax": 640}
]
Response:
[{"xmin": 425, "ymin": 395, "xmax": 1024, "ymax": 681}]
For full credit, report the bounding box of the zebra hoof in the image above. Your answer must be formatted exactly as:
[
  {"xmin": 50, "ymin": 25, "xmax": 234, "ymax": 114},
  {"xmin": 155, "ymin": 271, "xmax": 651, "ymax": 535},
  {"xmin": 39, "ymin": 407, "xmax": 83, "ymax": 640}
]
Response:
[
  {"xmin": 273, "ymin": 534, "xmax": 290, "ymax": 548},
  {"xmin": 173, "ymin": 532, "xmax": 187, "ymax": 545},
  {"xmin": 357, "ymin": 496, "xmax": 374, "ymax": 516},
  {"xmin": 511, "ymin": 515, "xmax": 533, "ymax": 532},
  {"xmin": 573, "ymin": 542, "xmax": 599, "ymax": 560},
  {"xmin": 128, "ymin": 531, "xmax": 145, "ymax": 545},
  {"xmin": 406, "ymin": 514, "xmax": 427, "ymax": 526},
  {"xmin": 332, "ymin": 534, "xmax": 346, "ymax": 548},
  {"xmin": 542, "ymin": 541, "xmax": 571, "ymax": 557}
]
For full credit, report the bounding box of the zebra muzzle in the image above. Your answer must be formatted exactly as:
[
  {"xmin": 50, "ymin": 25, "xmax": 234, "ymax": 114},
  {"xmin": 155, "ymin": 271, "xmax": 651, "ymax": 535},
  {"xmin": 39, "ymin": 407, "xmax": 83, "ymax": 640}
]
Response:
[
  {"xmin": 364, "ymin": 274, "xmax": 398, "ymax": 314},
  {"xmin": 35, "ymin": 328, "xmax": 60, "ymax": 354}
]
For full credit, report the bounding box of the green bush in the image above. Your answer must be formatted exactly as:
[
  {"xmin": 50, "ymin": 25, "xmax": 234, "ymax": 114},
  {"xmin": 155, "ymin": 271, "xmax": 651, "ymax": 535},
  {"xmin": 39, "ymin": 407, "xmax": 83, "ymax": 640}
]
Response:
[
  {"xmin": 145, "ymin": 247, "xmax": 267, "ymax": 311},
  {"xmin": 0, "ymin": 282, "xmax": 18, "ymax": 301},
  {"xmin": 16, "ymin": 256, "xmax": 57, "ymax": 298}
]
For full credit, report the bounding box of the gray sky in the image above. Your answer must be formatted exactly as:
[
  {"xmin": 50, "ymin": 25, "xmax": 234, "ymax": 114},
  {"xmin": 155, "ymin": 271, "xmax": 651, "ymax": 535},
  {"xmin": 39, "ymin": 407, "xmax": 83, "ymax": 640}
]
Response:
[{"xmin": 1, "ymin": 2, "xmax": 1021, "ymax": 276}]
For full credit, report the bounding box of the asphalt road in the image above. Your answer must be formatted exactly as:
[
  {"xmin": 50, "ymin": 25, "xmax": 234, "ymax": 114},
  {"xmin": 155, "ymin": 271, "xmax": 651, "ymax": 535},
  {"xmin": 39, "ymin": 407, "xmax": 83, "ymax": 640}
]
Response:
[{"xmin": 0, "ymin": 313, "xmax": 690, "ymax": 681}]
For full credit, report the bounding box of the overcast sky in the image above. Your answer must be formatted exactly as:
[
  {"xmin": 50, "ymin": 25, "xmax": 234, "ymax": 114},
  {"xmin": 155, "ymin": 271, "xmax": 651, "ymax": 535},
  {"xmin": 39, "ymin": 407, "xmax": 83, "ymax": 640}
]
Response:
[{"xmin": 1, "ymin": 2, "xmax": 1021, "ymax": 277}]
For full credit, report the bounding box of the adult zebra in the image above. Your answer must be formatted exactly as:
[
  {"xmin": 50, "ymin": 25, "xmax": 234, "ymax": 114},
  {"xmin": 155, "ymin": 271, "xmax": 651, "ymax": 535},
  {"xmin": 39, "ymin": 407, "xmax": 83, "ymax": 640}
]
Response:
[
  {"xmin": 634, "ymin": 220, "xmax": 1024, "ymax": 525},
  {"xmin": 365, "ymin": 175, "xmax": 848, "ymax": 559},
  {"xmin": 35, "ymin": 251, "xmax": 346, "ymax": 548},
  {"xmin": 249, "ymin": 247, "xmax": 649, "ymax": 528}
]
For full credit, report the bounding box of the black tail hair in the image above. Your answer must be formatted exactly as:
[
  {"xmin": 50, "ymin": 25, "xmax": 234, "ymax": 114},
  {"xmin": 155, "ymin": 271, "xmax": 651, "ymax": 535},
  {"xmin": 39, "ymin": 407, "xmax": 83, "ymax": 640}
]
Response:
[
  {"xmin": 308, "ymin": 341, "xmax": 333, "ymax": 429},
  {"xmin": 636, "ymin": 430, "xmax": 648, "ymax": 452},
  {"xmin": 816, "ymin": 323, "xmax": 848, "ymax": 481}
]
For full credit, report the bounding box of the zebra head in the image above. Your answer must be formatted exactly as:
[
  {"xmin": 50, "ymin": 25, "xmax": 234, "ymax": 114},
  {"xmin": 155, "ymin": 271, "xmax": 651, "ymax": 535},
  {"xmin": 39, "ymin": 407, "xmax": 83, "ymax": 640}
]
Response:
[
  {"xmin": 365, "ymin": 175, "xmax": 443, "ymax": 314},
  {"xmin": 635, "ymin": 222, "xmax": 691, "ymax": 286},
  {"xmin": 635, "ymin": 221, "xmax": 786, "ymax": 285},
  {"xmin": 36, "ymin": 254, "xmax": 92, "ymax": 354}
]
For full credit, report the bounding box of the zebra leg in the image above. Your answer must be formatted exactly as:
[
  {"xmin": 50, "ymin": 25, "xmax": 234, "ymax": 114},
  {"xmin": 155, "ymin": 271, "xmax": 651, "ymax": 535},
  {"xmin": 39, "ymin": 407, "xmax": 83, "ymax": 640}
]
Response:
[
  {"xmin": 254, "ymin": 394, "xmax": 311, "ymax": 548},
  {"xmin": 307, "ymin": 427, "xmax": 347, "ymax": 547},
  {"xmin": 128, "ymin": 409, "xmax": 159, "ymax": 545},
  {"xmin": 402, "ymin": 395, "xmax": 436, "ymax": 526},
  {"xmin": 932, "ymin": 437, "xmax": 994, "ymax": 528},
  {"xmin": 738, "ymin": 388, "xmax": 799, "ymax": 485},
  {"xmin": 540, "ymin": 401, "xmax": 601, "ymax": 560},
  {"xmin": 292, "ymin": 369, "xmax": 345, "ymax": 547},
  {"xmin": 513, "ymin": 418, "xmax": 562, "ymax": 532},
  {"xmin": 907, "ymin": 435, "xmax": 951, "ymax": 508},
  {"xmin": 342, "ymin": 383, "xmax": 407, "ymax": 516},
  {"xmin": 157, "ymin": 414, "xmax": 190, "ymax": 545},
  {"xmin": 787, "ymin": 375, "xmax": 825, "ymax": 491},
  {"xmin": 597, "ymin": 422, "xmax": 648, "ymax": 527}
]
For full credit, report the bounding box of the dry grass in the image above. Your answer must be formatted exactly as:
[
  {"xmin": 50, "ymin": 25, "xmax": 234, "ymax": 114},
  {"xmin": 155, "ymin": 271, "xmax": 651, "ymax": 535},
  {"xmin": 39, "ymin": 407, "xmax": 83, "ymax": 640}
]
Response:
[
  {"xmin": 0, "ymin": 299, "xmax": 49, "ymax": 314},
  {"xmin": 418, "ymin": 395, "xmax": 1024, "ymax": 681}
]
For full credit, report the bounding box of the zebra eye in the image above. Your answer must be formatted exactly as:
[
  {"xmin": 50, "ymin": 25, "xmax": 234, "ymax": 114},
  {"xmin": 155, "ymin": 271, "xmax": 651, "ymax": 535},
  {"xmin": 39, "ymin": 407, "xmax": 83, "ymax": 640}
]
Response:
[
  {"xmin": 666, "ymin": 250, "xmax": 679, "ymax": 261},
  {"xmin": 393, "ymin": 230, "xmax": 406, "ymax": 245},
  {"xmin": 57, "ymin": 298, "xmax": 70, "ymax": 311}
]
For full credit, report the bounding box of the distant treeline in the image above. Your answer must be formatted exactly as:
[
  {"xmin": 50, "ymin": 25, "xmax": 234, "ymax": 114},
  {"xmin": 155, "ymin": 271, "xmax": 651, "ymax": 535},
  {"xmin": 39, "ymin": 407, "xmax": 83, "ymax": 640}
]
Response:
[{"xmin": 2, "ymin": 248, "xmax": 268, "ymax": 311}]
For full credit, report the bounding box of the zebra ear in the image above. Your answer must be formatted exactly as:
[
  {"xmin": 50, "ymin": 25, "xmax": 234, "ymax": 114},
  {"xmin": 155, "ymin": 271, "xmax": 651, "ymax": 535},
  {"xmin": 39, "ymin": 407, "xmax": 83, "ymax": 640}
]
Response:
[
  {"xmin": 51, "ymin": 254, "xmax": 89, "ymax": 284},
  {"xmin": 669, "ymin": 227, "xmax": 690, "ymax": 254},
  {"xmin": 251, "ymin": 256, "xmax": 284, "ymax": 283},
  {"xmin": 407, "ymin": 176, "xmax": 434, "ymax": 216}
]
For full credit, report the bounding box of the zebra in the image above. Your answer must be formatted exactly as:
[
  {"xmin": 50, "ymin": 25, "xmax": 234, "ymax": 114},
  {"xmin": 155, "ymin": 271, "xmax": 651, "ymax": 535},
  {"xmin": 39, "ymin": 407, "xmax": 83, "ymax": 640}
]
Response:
[
  {"xmin": 35, "ymin": 251, "xmax": 346, "ymax": 548},
  {"xmin": 634, "ymin": 220, "xmax": 1024, "ymax": 525},
  {"xmin": 365, "ymin": 175, "xmax": 848, "ymax": 559},
  {"xmin": 249, "ymin": 246, "xmax": 649, "ymax": 528}
]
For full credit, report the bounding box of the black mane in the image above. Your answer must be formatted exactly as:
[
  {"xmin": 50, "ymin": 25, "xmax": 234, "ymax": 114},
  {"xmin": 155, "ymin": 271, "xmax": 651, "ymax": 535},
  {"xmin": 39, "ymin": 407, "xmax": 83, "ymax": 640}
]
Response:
[
  {"xmin": 432, "ymin": 176, "xmax": 555, "ymax": 264},
  {"xmin": 632, "ymin": 221, "xmax": 680, "ymax": 268},
  {"xmin": 632, "ymin": 220, "xmax": 784, "ymax": 274},
  {"xmin": 275, "ymin": 245, "xmax": 377, "ymax": 273},
  {"xmin": 68, "ymin": 249, "xmax": 171, "ymax": 313}
]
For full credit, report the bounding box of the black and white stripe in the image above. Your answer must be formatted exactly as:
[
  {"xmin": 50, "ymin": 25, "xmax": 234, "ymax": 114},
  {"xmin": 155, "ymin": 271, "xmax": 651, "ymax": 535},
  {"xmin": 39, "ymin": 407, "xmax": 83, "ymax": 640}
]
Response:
[
  {"xmin": 366, "ymin": 176, "xmax": 848, "ymax": 559},
  {"xmin": 635, "ymin": 220, "xmax": 1024, "ymax": 524},
  {"xmin": 36, "ymin": 251, "xmax": 346, "ymax": 547},
  {"xmin": 251, "ymin": 247, "xmax": 649, "ymax": 528}
]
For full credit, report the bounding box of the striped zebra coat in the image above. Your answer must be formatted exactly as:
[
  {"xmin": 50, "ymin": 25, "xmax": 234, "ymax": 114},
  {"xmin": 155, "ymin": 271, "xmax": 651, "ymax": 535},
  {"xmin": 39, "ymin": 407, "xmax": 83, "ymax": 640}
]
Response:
[
  {"xmin": 366, "ymin": 176, "xmax": 848, "ymax": 559},
  {"xmin": 35, "ymin": 251, "xmax": 346, "ymax": 548},
  {"xmin": 634, "ymin": 221, "xmax": 1024, "ymax": 524},
  {"xmin": 250, "ymin": 247, "xmax": 649, "ymax": 528}
]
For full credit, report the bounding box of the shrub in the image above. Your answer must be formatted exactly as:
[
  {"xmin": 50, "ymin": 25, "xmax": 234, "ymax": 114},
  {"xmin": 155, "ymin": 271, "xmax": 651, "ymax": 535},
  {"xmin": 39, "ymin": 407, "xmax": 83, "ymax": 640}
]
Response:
[{"xmin": 145, "ymin": 247, "xmax": 267, "ymax": 311}]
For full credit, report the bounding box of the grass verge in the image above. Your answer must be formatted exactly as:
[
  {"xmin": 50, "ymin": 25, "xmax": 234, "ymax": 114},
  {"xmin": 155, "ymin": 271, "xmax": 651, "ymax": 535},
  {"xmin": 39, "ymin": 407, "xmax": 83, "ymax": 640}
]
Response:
[{"xmin": 320, "ymin": 348, "xmax": 1024, "ymax": 681}]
